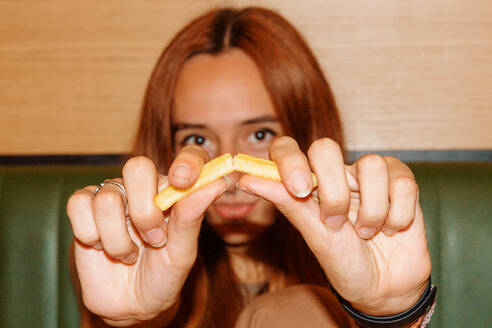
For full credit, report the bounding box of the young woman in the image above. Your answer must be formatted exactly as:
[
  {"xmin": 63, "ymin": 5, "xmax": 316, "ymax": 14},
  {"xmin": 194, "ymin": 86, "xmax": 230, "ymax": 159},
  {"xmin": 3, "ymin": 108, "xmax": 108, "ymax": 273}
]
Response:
[{"xmin": 67, "ymin": 7, "xmax": 434, "ymax": 327}]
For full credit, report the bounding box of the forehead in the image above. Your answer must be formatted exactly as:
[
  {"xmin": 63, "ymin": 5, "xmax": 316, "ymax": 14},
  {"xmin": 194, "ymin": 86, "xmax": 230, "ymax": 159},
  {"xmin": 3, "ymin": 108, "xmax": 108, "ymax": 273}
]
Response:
[{"xmin": 172, "ymin": 49, "xmax": 276, "ymax": 125}]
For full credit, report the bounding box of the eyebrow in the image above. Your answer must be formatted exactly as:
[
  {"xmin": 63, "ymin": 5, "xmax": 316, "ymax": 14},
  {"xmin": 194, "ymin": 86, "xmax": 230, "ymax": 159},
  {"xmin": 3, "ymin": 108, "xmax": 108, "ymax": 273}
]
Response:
[
  {"xmin": 172, "ymin": 123, "xmax": 206, "ymax": 132},
  {"xmin": 241, "ymin": 115, "xmax": 279, "ymax": 125},
  {"xmin": 172, "ymin": 115, "xmax": 279, "ymax": 132}
]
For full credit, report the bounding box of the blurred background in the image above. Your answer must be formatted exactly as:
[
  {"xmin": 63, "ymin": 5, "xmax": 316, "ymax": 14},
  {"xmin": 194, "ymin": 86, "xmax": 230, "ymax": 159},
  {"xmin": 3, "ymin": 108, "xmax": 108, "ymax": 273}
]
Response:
[{"xmin": 1, "ymin": 0, "xmax": 491, "ymax": 161}]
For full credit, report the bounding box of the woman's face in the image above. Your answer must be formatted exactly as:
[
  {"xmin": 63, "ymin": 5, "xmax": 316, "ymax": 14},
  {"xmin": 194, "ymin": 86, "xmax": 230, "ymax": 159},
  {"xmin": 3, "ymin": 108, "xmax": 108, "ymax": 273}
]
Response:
[{"xmin": 172, "ymin": 49, "xmax": 282, "ymax": 246}]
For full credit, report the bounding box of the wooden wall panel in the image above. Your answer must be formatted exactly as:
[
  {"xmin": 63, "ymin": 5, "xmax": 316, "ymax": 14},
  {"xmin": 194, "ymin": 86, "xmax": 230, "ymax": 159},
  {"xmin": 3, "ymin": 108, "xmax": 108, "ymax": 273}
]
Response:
[{"xmin": 0, "ymin": 0, "xmax": 491, "ymax": 155}]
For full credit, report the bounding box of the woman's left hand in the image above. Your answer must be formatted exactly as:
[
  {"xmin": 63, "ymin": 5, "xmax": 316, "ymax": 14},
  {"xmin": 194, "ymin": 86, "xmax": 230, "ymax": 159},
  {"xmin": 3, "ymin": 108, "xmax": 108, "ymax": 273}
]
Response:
[{"xmin": 237, "ymin": 136, "xmax": 431, "ymax": 316}]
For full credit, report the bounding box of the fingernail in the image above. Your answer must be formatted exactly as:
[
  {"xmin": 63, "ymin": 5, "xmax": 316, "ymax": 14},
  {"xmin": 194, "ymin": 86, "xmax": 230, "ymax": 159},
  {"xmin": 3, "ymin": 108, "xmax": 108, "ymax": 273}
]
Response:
[
  {"xmin": 324, "ymin": 215, "xmax": 346, "ymax": 231},
  {"xmin": 145, "ymin": 227, "xmax": 167, "ymax": 247},
  {"xmin": 223, "ymin": 176, "xmax": 230, "ymax": 190},
  {"xmin": 359, "ymin": 227, "xmax": 377, "ymax": 239},
  {"xmin": 121, "ymin": 251, "xmax": 138, "ymax": 264},
  {"xmin": 382, "ymin": 228, "xmax": 397, "ymax": 236},
  {"xmin": 291, "ymin": 170, "xmax": 311, "ymax": 198},
  {"xmin": 173, "ymin": 163, "xmax": 191, "ymax": 183},
  {"xmin": 236, "ymin": 182, "xmax": 254, "ymax": 195},
  {"xmin": 93, "ymin": 241, "xmax": 102, "ymax": 250}
]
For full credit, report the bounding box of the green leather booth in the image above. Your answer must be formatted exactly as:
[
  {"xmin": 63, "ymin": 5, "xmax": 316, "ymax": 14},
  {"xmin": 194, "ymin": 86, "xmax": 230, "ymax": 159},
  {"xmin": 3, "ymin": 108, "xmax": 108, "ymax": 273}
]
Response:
[{"xmin": 0, "ymin": 163, "xmax": 491, "ymax": 327}]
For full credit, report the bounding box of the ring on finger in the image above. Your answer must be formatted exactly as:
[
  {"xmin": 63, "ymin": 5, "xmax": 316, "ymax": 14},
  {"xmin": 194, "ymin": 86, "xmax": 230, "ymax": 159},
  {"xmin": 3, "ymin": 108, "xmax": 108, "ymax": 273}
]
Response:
[{"xmin": 94, "ymin": 179, "xmax": 129, "ymax": 217}]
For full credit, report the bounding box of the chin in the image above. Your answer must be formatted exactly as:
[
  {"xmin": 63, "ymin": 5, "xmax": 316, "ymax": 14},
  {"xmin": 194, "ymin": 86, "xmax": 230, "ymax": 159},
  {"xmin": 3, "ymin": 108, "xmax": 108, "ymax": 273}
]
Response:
[
  {"xmin": 221, "ymin": 232, "xmax": 255, "ymax": 246},
  {"xmin": 205, "ymin": 217, "xmax": 265, "ymax": 247}
]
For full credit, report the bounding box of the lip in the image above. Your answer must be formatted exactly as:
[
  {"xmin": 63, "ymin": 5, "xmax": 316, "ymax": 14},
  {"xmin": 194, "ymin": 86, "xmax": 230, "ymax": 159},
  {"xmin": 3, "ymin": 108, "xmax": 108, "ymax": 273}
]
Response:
[{"xmin": 213, "ymin": 202, "xmax": 257, "ymax": 220}]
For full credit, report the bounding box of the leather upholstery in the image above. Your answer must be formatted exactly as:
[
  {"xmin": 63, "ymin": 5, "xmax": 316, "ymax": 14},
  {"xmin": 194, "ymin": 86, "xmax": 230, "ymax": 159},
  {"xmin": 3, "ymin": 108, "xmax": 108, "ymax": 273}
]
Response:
[{"xmin": 0, "ymin": 163, "xmax": 490, "ymax": 327}]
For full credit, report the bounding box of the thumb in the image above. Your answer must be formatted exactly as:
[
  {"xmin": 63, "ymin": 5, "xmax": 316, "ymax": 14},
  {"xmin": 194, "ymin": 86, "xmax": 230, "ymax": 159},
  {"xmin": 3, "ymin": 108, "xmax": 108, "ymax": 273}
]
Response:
[
  {"xmin": 237, "ymin": 175, "xmax": 328, "ymax": 247},
  {"xmin": 165, "ymin": 178, "xmax": 227, "ymax": 269},
  {"xmin": 238, "ymin": 175, "xmax": 365, "ymax": 285}
]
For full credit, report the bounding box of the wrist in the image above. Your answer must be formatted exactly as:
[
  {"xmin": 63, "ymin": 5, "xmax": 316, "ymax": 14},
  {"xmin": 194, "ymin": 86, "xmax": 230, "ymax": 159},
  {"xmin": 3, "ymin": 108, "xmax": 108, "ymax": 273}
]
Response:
[
  {"xmin": 101, "ymin": 295, "xmax": 181, "ymax": 327},
  {"xmin": 332, "ymin": 277, "xmax": 437, "ymax": 328},
  {"xmin": 350, "ymin": 280, "xmax": 428, "ymax": 316}
]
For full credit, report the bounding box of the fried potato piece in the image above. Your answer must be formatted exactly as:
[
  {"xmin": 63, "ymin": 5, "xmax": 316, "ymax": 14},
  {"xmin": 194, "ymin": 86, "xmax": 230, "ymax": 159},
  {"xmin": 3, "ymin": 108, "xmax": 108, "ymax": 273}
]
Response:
[{"xmin": 154, "ymin": 153, "xmax": 318, "ymax": 211}]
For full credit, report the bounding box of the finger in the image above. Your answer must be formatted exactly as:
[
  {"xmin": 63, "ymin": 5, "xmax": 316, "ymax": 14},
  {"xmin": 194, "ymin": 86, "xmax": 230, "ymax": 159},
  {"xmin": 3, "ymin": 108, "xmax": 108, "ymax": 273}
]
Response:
[
  {"xmin": 308, "ymin": 138, "xmax": 350, "ymax": 231},
  {"xmin": 67, "ymin": 186, "xmax": 100, "ymax": 247},
  {"xmin": 237, "ymin": 174, "xmax": 326, "ymax": 248},
  {"xmin": 123, "ymin": 156, "xmax": 166, "ymax": 247},
  {"xmin": 166, "ymin": 178, "xmax": 227, "ymax": 270},
  {"xmin": 381, "ymin": 157, "xmax": 418, "ymax": 236},
  {"xmin": 355, "ymin": 154, "xmax": 390, "ymax": 239},
  {"xmin": 269, "ymin": 136, "xmax": 313, "ymax": 198},
  {"xmin": 157, "ymin": 174, "xmax": 170, "ymax": 193},
  {"xmin": 92, "ymin": 183, "xmax": 138, "ymax": 264},
  {"xmin": 168, "ymin": 145, "xmax": 210, "ymax": 189},
  {"xmin": 238, "ymin": 173, "xmax": 367, "ymax": 282}
]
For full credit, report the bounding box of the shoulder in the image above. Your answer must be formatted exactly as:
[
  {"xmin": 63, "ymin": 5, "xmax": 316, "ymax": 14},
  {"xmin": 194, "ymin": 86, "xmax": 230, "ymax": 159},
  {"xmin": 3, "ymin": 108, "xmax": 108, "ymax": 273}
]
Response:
[{"xmin": 236, "ymin": 284, "xmax": 351, "ymax": 327}]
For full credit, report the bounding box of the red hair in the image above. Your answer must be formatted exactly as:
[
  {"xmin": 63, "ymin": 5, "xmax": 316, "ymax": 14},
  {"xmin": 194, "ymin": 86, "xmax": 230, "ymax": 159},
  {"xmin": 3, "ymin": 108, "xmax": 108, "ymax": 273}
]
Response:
[{"xmin": 133, "ymin": 7, "xmax": 345, "ymax": 327}]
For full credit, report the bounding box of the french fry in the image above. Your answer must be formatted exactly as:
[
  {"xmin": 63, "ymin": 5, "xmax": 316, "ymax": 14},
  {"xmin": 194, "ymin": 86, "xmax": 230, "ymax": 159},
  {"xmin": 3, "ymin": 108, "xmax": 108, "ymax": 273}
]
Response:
[
  {"xmin": 154, "ymin": 153, "xmax": 318, "ymax": 211},
  {"xmin": 154, "ymin": 153, "xmax": 235, "ymax": 211},
  {"xmin": 233, "ymin": 153, "xmax": 318, "ymax": 187}
]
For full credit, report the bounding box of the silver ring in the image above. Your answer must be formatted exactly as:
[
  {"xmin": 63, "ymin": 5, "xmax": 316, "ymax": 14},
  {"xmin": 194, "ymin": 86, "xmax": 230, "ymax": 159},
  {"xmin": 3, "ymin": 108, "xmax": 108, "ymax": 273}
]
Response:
[
  {"xmin": 95, "ymin": 179, "xmax": 126, "ymax": 195},
  {"xmin": 94, "ymin": 179, "xmax": 129, "ymax": 216}
]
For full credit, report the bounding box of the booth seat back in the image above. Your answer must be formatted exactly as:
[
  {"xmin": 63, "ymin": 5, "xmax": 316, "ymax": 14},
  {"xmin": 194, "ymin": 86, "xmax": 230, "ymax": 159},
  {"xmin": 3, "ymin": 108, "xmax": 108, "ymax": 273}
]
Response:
[{"xmin": 0, "ymin": 163, "xmax": 490, "ymax": 327}]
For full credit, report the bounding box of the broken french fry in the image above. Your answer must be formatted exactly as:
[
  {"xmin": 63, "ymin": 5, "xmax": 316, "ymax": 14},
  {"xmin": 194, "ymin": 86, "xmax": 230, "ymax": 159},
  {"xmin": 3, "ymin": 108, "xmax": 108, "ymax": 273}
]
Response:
[
  {"xmin": 154, "ymin": 153, "xmax": 318, "ymax": 211},
  {"xmin": 234, "ymin": 153, "xmax": 318, "ymax": 187},
  {"xmin": 154, "ymin": 153, "xmax": 235, "ymax": 211}
]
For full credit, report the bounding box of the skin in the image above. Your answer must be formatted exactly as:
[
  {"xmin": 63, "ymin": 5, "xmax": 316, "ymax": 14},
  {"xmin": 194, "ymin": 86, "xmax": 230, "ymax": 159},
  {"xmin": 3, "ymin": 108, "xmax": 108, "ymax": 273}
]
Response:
[
  {"xmin": 67, "ymin": 49, "xmax": 431, "ymax": 326},
  {"xmin": 172, "ymin": 50, "xmax": 281, "ymax": 248}
]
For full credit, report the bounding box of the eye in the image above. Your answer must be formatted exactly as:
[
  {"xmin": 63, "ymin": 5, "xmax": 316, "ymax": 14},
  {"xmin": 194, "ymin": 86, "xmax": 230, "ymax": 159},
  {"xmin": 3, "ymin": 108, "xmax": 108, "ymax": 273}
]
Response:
[
  {"xmin": 248, "ymin": 128, "xmax": 276, "ymax": 143},
  {"xmin": 182, "ymin": 134, "xmax": 209, "ymax": 146}
]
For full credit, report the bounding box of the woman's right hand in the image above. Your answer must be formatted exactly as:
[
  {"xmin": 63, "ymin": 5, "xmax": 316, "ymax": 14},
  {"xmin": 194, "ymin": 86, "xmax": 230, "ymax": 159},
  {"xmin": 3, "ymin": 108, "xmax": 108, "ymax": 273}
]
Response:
[{"xmin": 67, "ymin": 146, "xmax": 226, "ymax": 326}]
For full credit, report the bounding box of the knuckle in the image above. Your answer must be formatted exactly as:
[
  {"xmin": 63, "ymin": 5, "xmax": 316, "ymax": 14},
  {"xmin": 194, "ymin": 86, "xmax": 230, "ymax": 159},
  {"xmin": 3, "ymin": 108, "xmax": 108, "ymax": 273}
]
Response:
[
  {"xmin": 123, "ymin": 156, "xmax": 154, "ymax": 175},
  {"xmin": 384, "ymin": 155, "xmax": 413, "ymax": 172},
  {"xmin": 392, "ymin": 176, "xmax": 418, "ymax": 197},
  {"xmin": 172, "ymin": 206, "xmax": 201, "ymax": 230},
  {"xmin": 360, "ymin": 205, "xmax": 389, "ymax": 223},
  {"xmin": 171, "ymin": 206, "xmax": 188, "ymax": 226},
  {"xmin": 383, "ymin": 155, "xmax": 401, "ymax": 165},
  {"xmin": 67, "ymin": 192, "xmax": 91, "ymax": 217},
  {"xmin": 131, "ymin": 210, "xmax": 157, "ymax": 230},
  {"xmin": 93, "ymin": 191, "xmax": 122, "ymax": 210},
  {"xmin": 321, "ymin": 191, "xmax": 350, "ymax": 210},
  {"xmin": 357, "ymin": 154, "xmax": 387, "ymax": 172},
  {"xmin": 308, "ymin": 138, "xmax": 342, "ymax": 162},
  {"xmin": 308, "ymin": 138, "xmax": 340, "ymax": 159}
]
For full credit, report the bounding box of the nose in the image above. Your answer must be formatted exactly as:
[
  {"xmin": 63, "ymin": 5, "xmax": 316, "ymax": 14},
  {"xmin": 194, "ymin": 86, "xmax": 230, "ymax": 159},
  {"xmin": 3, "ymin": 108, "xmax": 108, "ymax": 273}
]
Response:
[
  {"xmin": 224, "ymin": 170, "xmax": 241, "ymax": 192},
  {"xmin": 218, "ymin": 137, "xmax": 237, "ymax": 158},
  {"xmin": 214, "ymin": 138, "xmax": 242, "ymax": 192}
]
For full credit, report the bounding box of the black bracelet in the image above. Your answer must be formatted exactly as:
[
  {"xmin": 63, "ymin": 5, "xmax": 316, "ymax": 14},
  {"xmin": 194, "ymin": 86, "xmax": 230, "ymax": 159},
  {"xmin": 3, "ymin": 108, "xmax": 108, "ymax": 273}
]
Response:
[{"xmin": 331, "ymin": 278, "xmax": 437, "ymax": 328}]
